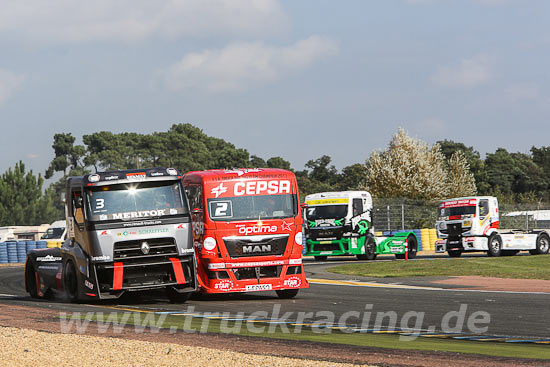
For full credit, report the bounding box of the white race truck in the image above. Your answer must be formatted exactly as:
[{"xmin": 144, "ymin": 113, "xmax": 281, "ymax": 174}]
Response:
[{"xmin": 435, "ymin": 196, "xmax": 550, "ymax": 257}]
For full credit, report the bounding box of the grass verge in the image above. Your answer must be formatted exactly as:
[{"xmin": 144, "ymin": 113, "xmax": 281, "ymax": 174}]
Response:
[
  {"xmin": 64, "ymin": 312, "xmax": 550, "ymax": 360},
  {"xmin": 328, "ymin": 255, "xmax": 550, "ymax": 279}
]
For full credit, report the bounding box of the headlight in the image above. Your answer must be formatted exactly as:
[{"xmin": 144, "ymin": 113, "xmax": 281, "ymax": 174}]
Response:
[
  {"xmin": 203, "ymin": 237, "xmax": 217, "ymax": 251},
  {"xmin": 438, "ymin": 222, "xmax": 447, "ymax": 230},
  {"xmin": 295, "ymin": 232, "xmax": 303, "ymax": 246}
]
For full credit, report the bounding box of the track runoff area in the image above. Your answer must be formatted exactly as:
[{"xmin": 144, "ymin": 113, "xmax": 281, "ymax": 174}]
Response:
[{"xmin": 1, "ymin": 253, "xmax": 550, "ymax": 359}]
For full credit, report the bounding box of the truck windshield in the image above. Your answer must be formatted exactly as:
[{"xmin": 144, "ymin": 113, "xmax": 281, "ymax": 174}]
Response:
[
  {"xmin": 86, "ymin": 181, "xmax": 188, "ymax": 221},
  {"xmin": 207, "ymin": 194, "xmax": 297, "ymax": 221},
  {"xmin": 306, "ymin": 205, "xmax": 348, "ymax": 220},
  {"xmin": 41, "ymin": 227, "xmax": 65, "ymax": 239},
  {"xmin": 439, "ymin": 206, "xmax": 476, "ymax": 218}
]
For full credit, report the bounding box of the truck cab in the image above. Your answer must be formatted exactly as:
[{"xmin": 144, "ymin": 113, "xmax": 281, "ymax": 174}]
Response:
[
  {"xmin": 183, "ymin": 168, "xmax": 308, "ymax": 299},
  {"xmin": 25, "ymin": 168, "xmax": 197, "ymax": 302},
  {"xmin": 436, "ymin": 196, "xmax": 550, "ymax": 257}
]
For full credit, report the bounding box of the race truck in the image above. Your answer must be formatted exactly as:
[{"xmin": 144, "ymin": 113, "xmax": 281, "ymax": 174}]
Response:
[
  {"xmin": 25, "ymin": 168, "xmax": 197, "ymax": 302},
  {"xmin": 303, "ymin": 191, "xmax": 418, "ymax": 261},
  {"xmin": 183, "ymin": 168, "xmax": 308, "ymax": 299},
  {"xmin": 435, "ymin": 196, "xmax": 550, "ymax": 257}
]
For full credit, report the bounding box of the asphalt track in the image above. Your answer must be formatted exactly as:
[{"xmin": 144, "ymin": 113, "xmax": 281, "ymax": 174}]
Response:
[{"xmin": 0, "ymin": 255, "xmax": 549, "ymax": 341}]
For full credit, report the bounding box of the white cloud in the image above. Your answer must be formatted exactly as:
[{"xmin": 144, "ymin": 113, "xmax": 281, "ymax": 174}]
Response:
[
  {"xmin": 162, "ymin": 36, "xmax": 339, "ymax": 93},
  {"xmin": 0, "ymin": 69, "xmax": 24, "ymax": 105},
  {"xmin": 430, "ymin": 54, "xmax": 491, "ymax": 88},
  {"xmin": 0, "ymin": 0, "xmax": 287, "ymax": 44},
  {"xmin": 504, "ymin": 83, "xmax": 540, "ymax": 103}
]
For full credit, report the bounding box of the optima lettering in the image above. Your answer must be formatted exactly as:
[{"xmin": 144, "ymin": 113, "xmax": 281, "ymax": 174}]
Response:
[
  {"xmin": 112, "ymin": 210, "xmax": 166, "ymax": 220},
  {"xmin": 234, "ymin": 180, "xmax": 291, "ymax": 196}
]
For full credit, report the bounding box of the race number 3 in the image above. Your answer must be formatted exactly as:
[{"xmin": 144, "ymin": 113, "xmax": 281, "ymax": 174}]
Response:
[
  {"xmin": 96, "ymin": 198, "xmax": 105, "ymax": 209},
  {"xmin": 209, "ymin": 201, "xmax": 233, "ymax": 218}
]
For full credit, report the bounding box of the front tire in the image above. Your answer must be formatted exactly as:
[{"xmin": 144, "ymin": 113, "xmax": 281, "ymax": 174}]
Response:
[
  {"xmin": 357, "ymin": 237, "xmax": 377, "ymax": 260},
  {"xmin": 165, "ymin": 287, "xmax": 191, "ymax": 303},
  {"xmin": 314, "ymin": 256, "xmax": 327, "ymax": 261},
  {"xmin": 276, "ymin": 289, "xmax": 299, "ymax": 299},
  {"xmin": 63, "ymin": 260, "xmax": 80, "ymax": 303},
  {"xmin": 530, "ymin": 233, "xmax": 550, "ymax": 255},
  {"xmin": 448, "ymin": 249, "xmax": 462, "ymax": 258},
  {"xmin": 487, "ymin": 234, "xmax": 502, "ymax": 257}
]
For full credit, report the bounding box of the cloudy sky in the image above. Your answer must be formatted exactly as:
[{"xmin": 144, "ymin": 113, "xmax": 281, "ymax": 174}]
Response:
[{"xmin": 1, "ymin": 0, "xmax": 549, "ymax": 178}]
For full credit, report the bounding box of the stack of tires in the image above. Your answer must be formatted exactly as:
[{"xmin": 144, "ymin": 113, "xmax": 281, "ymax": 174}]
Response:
[
  {"xmin": 7, "ymin": 241, "xmax": 17, "ymax": 263},
  {"xmin": 0, "ymin": 242, "xmax": 8, "ymax": 264},
  {"xmin": 26, "ymin": 241, "xmax": 37, "ymax": 255},
  {"xmin": 36, "ymin": 240, "xmax": 47, "ymax": 249}
]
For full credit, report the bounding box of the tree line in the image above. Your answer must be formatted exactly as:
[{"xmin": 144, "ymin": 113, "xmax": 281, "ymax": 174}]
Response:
[{"xmin": 2, "ymin": 123, "xmax": 550, "ymax": 225}]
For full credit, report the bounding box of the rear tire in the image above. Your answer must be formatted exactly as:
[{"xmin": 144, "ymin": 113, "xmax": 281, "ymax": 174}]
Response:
[
  {"xmin": 487, "ymin": 234, "xmax": 502, "ymax": 257},
  {"xmin": 276, "ymin": 289, "xmax": 299, "ymax": 299},
  {"xmin": 448, "ymin": 249, "xmax": 462, "ymax": 258},
  {"xmin": 314, "ymin": 256, "xmax": 328, "ymax": 261},
  {"xmin": 63, "ymin": 260, "xmax": 80, "ymax": 303},
  {"xmin": 530, "ymin": 233, "xmax": 550, "ymax": 255},
  {"xmin": 357, "ymin": 237, "xmax": 377, "ymax": 260},
  {"xmin": 165, "ymin": 287, "xmax": 191, "ymax": 303},
  {"xmin": 25, "ymin": 260, "xmax": 40, "ymax": 299}
]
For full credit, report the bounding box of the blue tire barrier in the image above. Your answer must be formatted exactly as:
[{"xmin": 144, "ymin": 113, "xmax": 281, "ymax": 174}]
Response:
[
  {"xmin": 36, "ymin": 240, "xmax": 47, "ymax": 249},
  {"xmin": 17, "ymin": 241, "xmax": 27, "ymax": 262},
  {"xmin": 413, "ymin": 229, "xmax": 422, "ymax": 251},
  {"xmin": 7, "ymin": 241, "xmax": 18, "ymax": 263},
  {"xmin": 0, "ymin": 242, "xmax": 7, "ymax": 264},
  {"xmin": 26, "ymin": 240, "xmax": 37, "ymax": 254}
]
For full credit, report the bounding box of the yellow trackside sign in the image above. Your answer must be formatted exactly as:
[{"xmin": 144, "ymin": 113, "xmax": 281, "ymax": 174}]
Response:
[{"xmin": 306, "ymin": 198, "xmax": 349, "ymax": 205}]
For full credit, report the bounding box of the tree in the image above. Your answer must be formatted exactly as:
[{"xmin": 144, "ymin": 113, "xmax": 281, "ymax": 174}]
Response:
[
  {"xmin": 0, "ymin": 162, "xmax": 59, "ymax": 226},
  {"xmin": 336, "ymin": 163, "xmax": 367, "ymax": 191},
  {"xmin": 446, "ymin": 151, "xmax": 477, "ymax": 198},
  {"xmin": 45, "ymin": 133, "xmax": 86, "ymax": 179},
  {"xmin": 365, "ymin": 129, "xmax": 449, "ymax": 200},
  {"xmin": 267, "ymin": 156, "xmax": 292, "ymax": 170},
  {"xmin": 437, "ymin": 139, "xmax": 489, "ymax": 194}
]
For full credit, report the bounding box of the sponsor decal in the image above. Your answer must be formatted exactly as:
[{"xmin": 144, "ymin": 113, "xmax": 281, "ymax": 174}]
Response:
[
  {"xmin": 280, "ymin": 220, "xmax": 292, "ymax": 231},
  {"xmin": 179, "ymin": 248, "xmax": 194, "ymax": 254},
  {"xmin": 150, "ymin": 172, "xmax": 164, "ymax": 176},
  {"xmin": 390, "ymin": 246, "xmax": 402, "ymax": 253},
  {"xmin": 440, "ymin": 199, "xmax": 477, "ymax": 208},
  {"xmin": 288, "ymin": 258, "xmax": 302, "ymax": 265},
  {"xmin": 214, "ymin": 280, "xmax": 233, "ymax": 291},
  {"xmin": 112, "ymin": 209, "xmax": 166, "ymax": 220},
  {"xmin": 36, "ymin": 255, "xmax": 62, "ymax": 262},
  {"xmin": 283, "ymin": 276, "xmax": 302, "ymax": 288},
  {"xmin": 92, "ymin": 255, "xmax": 111, "ymax": 261},
  {"xmin": 224, "ymin": 169, "xmax": 262, "ymax": 176},
  {"xmin": 122, "ymin": 220, "xmax": 162, "ymax": 227},
  {"xmin": 226, "ymin": 260, "xmax": 285, "ymax": 269},
  {"xmin": 243, "ymin": 244, "xmax": 272, "ymax": 254},
  {"xmin": 245, "ymin": 284, "xmax": 272, "ymax": 291},
  {"xmin": 211, "ymin": 183, "xmax": 228, "ymax": 198},
  {"xmin": 100, "ymin": 230, "xmax": 109, "ymax": 236},
  {"xmin": 104, "ymin": 175, "xmax": 119, "ymax": 181},
  {"xmin": 234, "ymin": 180, "xmax": 291, "ymax": 196},
  {"xmin": 311, "ymin": 218, "xmax": 342, "ymax": 227},
  {"xmin": 236, "ymin": 224, "xmax": 277, "ymax": 235},
  {"xmin": 84, "ymin": 280, "xmax": 94, "ymax": 290},
  {"xmin": 126, "ymin": 172, "xmax": 146, "ymax": 181},
  {"xmin": 117, "ymin": 228, "xmax": 169, "ymax": 236},
  {"xmin": 306, "ymin": 198, "xmax": 349, "ymax": 205}
]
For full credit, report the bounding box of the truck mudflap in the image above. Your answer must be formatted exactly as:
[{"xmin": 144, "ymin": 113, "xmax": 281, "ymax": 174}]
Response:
[
  {"xmin": 198, "ymin": 258, "xmax": 308, "ymax": 293},
  {"xmin": 93, "ymin": 255, "xmax": 196, "ymax": 298}
]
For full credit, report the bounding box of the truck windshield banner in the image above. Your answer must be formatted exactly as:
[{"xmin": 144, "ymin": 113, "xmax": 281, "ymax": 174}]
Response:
[
  {"xmin": 207, "ymin": 179, "xmax": 292, "ymax": 199},
  {"xmin": 440, "ymin": 199, "xmax": 477, "ymax": 208}
]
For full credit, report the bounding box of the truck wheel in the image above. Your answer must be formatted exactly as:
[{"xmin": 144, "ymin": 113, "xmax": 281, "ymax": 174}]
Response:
[
  {"xmin": 63, "ymin": 260, "xmax": 80, "ymax": 303},
  {"xmin": 165, "ymin": 287, "xmax": 191, "ymax": 303},
  {"xmin": 530, "ymin": 233, "xmax": 550, "ymax": 255},
  {"xmin": 25, "ymin": 261, "xmax": 40, "ymax": 299},
  {"xmin": 487, "ymin": 234, "xmax": 502, "ymax": 257},
  {"xmin": 357, "ymin": 237, "xmax": 377, "ymax": 260},
  {"xmin": 276, "ymin": 289, "xmax": 299, "ymax": 299},
  {"xmin": 395, "ymin": 235, "xmax": 417, "ymax": 259},
  {"xmin": 314, "ymin": 256, "xmax": 328, "ymax": 261},
  {"xmin": 448, "ymin": 249, "xmax": 462, "ymax": 258}
]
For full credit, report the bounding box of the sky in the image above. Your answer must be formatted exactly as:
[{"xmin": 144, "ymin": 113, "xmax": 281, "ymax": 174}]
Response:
[{"xmin": 1, "ymin": 0, "xmax": 549, "ymax": 179}]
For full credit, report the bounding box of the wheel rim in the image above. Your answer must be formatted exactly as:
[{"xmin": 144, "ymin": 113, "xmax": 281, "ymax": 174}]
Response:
[
  {"xmin": 366, "ymin": 241, "xmax": 375, "ymax": 256},
  {"xmin": 539, "ymin": 237, "xmax": 549, "ymax": 252},
  {"xmin": 490, "ymin": 238, "xmax": 500, "ymax": 252}
]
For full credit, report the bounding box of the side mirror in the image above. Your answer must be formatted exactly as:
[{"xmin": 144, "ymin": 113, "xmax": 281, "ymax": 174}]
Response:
[
  {"xmin": 75, "ymin": 197, "xmax": 83, "ymax": 209},
  {"xmin": 192, "ymin": 208, "xmax": 202, "ymax": 215},
  {"xmin": 300, "ymin": 203, "xmax": 308, "ymax": 209}
]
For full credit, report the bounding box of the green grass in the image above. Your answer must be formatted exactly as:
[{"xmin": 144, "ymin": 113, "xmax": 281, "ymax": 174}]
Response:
[
  {"xmin": 328, "ymin": 255, "xmax": 550, "ymax": 279},
  {"xmin": 64, "ymin": 312, "xmax": 550, "ymax": 360}
]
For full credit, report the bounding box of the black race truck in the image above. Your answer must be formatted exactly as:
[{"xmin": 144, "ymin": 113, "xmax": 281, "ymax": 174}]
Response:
[{"xmin": 25, "ymin": 168, "xmax": 197, "ymax": 302}]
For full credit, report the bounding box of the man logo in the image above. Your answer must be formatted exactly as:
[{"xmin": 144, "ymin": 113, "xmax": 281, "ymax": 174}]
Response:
[
  {"xmin": 243, "ymin": 244, "xmax": 272, "ymax": 254},
  {"xmin": 141, "ymin": 242, "xmax": 150, "ymax": 255}
]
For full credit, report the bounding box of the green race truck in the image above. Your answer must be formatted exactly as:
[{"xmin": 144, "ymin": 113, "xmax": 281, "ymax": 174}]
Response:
[{"xmin": 303, "ymin": 191, "xmax": 417, "ymax": 261}]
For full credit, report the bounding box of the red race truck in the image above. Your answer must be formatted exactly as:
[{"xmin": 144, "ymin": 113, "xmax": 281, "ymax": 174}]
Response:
[{"xmin": 183, "ymin": 168, "xmax": 308, "ymax": 298}]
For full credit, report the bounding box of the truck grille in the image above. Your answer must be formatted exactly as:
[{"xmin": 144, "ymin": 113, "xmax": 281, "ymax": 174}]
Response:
[
  {"xmin": 233, "ymin": 266, "xmax": 282, "ymax": 280},
  {"xmin": 113, "ymin": 237, "xmax": 179, "ymax": 264},
  {"xmin": 309, "ymin": 227, "xmax": 344, "ymax": 241},
  {"xmin": 223, "ymin": 234, "xmax": 288, "ymax": 258},
  {"xmin": 447, "ymin": 223, "xmax": 467, "ymax": 237}
]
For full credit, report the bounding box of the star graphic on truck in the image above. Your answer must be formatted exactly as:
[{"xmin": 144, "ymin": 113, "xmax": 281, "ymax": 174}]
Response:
[
  {"xmin": 211, "ymin": 183, "xmax": 227, "ymax": 198},
  {"xmin": 281, "ymin": 221, "xmax": 292, "ymax": 231}
]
